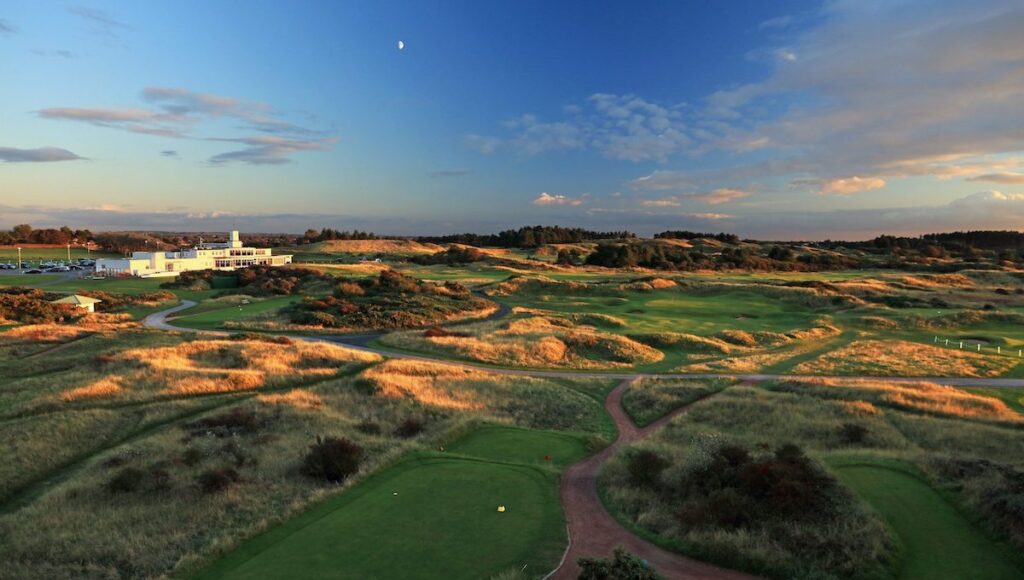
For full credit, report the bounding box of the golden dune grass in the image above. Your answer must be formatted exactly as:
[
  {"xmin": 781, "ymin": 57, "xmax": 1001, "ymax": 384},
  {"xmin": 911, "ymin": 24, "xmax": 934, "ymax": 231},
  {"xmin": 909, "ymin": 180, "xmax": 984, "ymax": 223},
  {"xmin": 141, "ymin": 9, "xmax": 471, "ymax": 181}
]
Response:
[
  {"xmin": 792, "ymin": 339, "xmax": 1016, "ymax": 377},
  {"xmin": 899, "ymin": 273, "xmax": 974, "ymax": 288},
  {"xmin": 789, "ymin": 377, "xmax": 1020, "ymax": 423},
  {"xmin": 60, "ymin": 339, "xmax": 380, "ymax": 400},
  {"xmin": 842, "ymin": 400, "xmax": 881, "ymax": 416},
  {"xmin": 257, "ymin": 388, "xmax": 323, "ymax": 410},
  {"xmin": 316, "ymin": 238, "xmax": 443, "ymax": 255},
  {"xmin": 60, "ymin": 377, "xmax": 123, "ymax": 401},
  {"xmin": 2, "ymin": 316, "xmax": 135, "ymax": 343},
  {"xmin": 359, "ymin": 359, "xmax": 485, "ymax": 410}
]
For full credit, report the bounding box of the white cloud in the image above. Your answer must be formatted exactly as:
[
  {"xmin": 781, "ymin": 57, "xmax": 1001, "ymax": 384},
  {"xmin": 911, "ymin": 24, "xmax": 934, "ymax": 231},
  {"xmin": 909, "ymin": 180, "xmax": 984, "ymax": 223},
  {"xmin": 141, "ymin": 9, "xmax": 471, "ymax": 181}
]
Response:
[
  {"xmin": 533, "ymin": 192, "xmax": 586, "ymax": 207},
  {"xmin": 37, "ymin": 86, "xmax": 332, "ymax": 165}
]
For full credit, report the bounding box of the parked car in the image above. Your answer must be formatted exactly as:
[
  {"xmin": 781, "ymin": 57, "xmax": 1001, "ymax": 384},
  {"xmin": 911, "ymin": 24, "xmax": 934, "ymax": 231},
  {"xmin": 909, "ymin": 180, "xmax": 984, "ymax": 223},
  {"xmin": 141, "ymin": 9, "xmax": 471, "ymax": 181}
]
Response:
[{"xmin": 23, "ymin": 269, "xmax": 44, "ymax": 274}]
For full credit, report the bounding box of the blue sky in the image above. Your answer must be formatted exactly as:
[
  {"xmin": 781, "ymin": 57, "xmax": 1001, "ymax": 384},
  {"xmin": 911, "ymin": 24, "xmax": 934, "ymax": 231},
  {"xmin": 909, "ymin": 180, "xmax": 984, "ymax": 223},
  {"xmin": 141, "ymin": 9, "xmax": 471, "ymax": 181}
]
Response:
[{"xmin": 2, "ymin": 0, "xmax": 1024, "ymax": 239}]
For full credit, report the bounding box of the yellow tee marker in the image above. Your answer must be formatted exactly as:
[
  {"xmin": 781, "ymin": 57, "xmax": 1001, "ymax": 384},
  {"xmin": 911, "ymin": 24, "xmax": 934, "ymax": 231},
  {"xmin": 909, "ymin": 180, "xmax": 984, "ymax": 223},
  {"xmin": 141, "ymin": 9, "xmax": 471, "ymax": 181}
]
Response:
[{"xmin": 497, "ymin": 505, "xmax": 506, "ymax": 513}]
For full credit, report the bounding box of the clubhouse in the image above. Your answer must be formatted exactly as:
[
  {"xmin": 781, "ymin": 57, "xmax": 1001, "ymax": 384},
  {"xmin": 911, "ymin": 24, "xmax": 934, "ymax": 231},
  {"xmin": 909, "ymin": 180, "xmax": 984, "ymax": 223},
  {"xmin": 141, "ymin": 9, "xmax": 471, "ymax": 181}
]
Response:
[{"xmin": 94, "ymin": 231, "xmax": 292, "ymax": 277}]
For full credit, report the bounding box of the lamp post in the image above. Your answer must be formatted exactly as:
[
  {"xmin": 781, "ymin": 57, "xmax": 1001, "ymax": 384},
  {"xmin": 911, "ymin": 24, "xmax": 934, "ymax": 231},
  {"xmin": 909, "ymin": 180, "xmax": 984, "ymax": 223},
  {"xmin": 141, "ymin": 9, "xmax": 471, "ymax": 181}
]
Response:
[
  {"xmin": 17, "ymin": 247, "xmax": 22, "ymax": 271},
  {"xmin": 66, "ymin": 243, "xmax": 71, "ymax": 263}
]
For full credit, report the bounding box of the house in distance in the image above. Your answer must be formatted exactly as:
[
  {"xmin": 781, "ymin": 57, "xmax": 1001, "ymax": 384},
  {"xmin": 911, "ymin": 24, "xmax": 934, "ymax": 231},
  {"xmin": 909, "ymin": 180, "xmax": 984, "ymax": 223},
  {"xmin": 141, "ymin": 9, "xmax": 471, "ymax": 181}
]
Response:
[{"xmin": 94, "ymin": 231, "xmax": 292, "ymax": 277}]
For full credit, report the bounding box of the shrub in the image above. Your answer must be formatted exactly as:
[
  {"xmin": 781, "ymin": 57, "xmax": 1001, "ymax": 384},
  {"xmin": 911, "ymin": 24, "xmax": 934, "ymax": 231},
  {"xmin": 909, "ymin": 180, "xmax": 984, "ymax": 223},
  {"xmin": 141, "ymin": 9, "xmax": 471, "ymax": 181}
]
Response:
[
  {"xmin": 186, "ymin": 408, "xmax": 268, "ymax": 438},
  {"xmin": 626, "ymin": 449, "xmax": 669, "ymax": 488},
  {"xmin": 577, "ymin": 547, "xmax": 663, "ymax": 580},
  {"xmin": 105, "ymin": 468, "xmax": 146, "ymax": 494},
  {"xmin": 302, "ymin": 436, "xmax": 365, "ymax": 483},
  {"xmin": 839, "ymin": 423, "xmax": 870, "ymax": 445},
  {"xmin": 196, "ymin": 467, "xmax": 241, "ymax": 494},
  {"xmin": 394, "ymin": 418, "xmax": 425, "ymax": 438}
]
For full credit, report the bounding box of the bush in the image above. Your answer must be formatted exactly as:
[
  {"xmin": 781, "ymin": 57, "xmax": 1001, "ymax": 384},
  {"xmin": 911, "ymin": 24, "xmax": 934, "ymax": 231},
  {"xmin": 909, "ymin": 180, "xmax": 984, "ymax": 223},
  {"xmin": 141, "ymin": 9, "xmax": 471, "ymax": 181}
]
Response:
[
  {"xmin": 626, "ymin": 449, "xmax": 669, "ymax": 488},
  {"xmin": 839, "ymin": 423, "xmax": 870, "ymax": 445},
  {"xmin": 577, "ymin": 547, "xmax": 663, "ymax": 580},
  {"xmin": 105, "ymin": 468, "xmax": 146, "ymax": 494},
  {"xmin": 394, "ymin": 418, "xmax": 425, "ymax": 438},
  {"xmin": 196, "ymin": 467, "xmax": 241, "ymax": 494},
  {"xmin": 302, "ymin": 436, "xmax": 365, "ymax": 483}
]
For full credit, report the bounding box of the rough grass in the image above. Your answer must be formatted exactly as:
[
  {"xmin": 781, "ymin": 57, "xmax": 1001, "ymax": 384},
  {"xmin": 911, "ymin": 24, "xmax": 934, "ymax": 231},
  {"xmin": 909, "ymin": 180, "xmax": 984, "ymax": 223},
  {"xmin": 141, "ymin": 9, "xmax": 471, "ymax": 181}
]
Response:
[
  {"xmin": 53, "ymin": 338, "xmax": 380, "ymax": 402},
  {"xmin": 312, "ymin": 239, "xmax": 444, "ymax": 255},
  {"xmin": 381, "ymin": 314, "xmax": 663, "ymax": 369},
  {"xmin": 621, "ymin": 378, "xmax": 734, "ymax": 426},
  {"xmin": 770, "ymin": 378, "xmax": 1022, "ymax": 423},
  {"xmin": 603, "ymin": 382, "xmax": 1024, "ymax": 579},
  {"xmin": 0, "ymin": 355, "xmax": 613, "ymax": 579},
  {"xmin": 793, "ymin": 339, "xmax": 1018, "ymax": 377}
]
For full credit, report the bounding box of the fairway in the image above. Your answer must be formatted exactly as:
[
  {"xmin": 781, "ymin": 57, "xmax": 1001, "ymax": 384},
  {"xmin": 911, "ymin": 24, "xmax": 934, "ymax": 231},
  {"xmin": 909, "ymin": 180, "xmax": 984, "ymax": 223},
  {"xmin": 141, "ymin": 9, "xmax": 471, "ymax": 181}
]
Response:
[
  {"xmin": 446, "ymin": 425, "xmax": 591, "ymax": 466},
  {"xmin": 835, "ymin": 463, "xmax": 1023, "ymax": 580},
  {"xmin": 499, "ymin": 288, "xmax": 822, "ymax": 335},
  {"xmin": 194, "ymin": 455, "xmax": 566, "ymax": 580}
]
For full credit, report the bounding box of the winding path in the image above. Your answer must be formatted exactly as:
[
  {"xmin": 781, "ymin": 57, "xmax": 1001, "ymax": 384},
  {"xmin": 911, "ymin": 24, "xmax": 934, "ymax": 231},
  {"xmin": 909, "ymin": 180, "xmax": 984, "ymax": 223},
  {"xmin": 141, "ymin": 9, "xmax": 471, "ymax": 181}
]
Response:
[
  {"xmin": 140, "ymin": 300, "xmax": 1024, "ymax": 578},
  {"xmin": 549, "ymin": 379, "xmax": 757, "ymax": 579}
]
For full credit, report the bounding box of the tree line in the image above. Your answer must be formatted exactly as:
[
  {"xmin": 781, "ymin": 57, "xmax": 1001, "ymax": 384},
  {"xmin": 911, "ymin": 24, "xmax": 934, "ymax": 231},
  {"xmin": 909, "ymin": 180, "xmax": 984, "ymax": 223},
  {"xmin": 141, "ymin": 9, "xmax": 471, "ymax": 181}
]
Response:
[{"xmin": 0, "ymin": 224, "xmax": 94, "ymax": 246}]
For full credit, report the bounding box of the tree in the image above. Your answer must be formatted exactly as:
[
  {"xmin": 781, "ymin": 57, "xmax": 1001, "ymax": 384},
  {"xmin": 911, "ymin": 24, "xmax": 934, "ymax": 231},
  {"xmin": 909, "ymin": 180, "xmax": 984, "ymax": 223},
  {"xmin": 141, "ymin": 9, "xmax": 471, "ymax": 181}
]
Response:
[{"xmin": 11, "ymin": 224, "xmax": 32, "ymax": 242}]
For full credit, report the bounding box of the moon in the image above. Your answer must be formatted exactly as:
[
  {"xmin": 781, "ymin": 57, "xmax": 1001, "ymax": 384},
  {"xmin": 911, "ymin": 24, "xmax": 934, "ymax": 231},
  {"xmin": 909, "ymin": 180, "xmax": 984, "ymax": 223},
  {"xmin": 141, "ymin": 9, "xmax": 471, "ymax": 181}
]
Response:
[{"xmin": 397, "ymin": 40, "xmax": 405, "ymax": 50}]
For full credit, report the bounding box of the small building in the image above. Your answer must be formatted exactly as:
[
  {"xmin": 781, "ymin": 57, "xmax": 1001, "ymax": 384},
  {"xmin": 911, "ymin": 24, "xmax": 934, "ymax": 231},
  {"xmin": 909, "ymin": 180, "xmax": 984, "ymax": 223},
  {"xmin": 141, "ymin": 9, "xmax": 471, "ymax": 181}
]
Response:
[
  {"xmin": 94, "ymin": 231, "xmax": 293, "ymax": 278},
  {"xmin": 51, "ymin": 294, "xmax": 102, "ymax": 313}
]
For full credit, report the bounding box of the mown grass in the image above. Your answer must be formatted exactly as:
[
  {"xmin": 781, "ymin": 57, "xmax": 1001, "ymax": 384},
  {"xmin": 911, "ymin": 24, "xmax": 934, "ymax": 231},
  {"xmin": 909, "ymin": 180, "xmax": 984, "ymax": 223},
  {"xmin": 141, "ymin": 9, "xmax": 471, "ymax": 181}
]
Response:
[
  {"xmin": 831, "ymin": 458, "xmax": 1022, "ymax": 580},
  {"xmin": 195, "ymin": 444, "xmax": 571, "ymax": 579}
]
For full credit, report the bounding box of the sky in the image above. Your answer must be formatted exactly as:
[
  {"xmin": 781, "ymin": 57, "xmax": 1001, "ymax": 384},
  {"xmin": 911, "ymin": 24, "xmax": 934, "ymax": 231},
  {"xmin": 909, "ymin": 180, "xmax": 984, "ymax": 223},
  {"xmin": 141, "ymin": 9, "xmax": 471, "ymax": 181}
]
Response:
[{"xmin": 2, "ymin": 0, "xmax": 1024, "ymax": 239}]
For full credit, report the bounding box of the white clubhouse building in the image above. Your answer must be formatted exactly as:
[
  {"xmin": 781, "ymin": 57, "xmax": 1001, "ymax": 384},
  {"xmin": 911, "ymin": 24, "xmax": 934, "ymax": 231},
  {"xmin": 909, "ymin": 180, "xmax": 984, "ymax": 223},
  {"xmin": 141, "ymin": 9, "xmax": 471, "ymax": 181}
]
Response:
[{"xmin": 95, "ymin": 231, "xmax": 292, "ymax": 277}]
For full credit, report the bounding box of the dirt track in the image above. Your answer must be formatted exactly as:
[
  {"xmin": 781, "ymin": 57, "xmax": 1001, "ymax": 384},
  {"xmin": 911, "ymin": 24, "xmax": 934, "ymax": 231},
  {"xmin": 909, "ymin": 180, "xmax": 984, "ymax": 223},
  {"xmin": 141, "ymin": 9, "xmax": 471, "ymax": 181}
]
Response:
[{"xmin": 549, "ymin": 379, "xmax": 757, "ymax": 579}]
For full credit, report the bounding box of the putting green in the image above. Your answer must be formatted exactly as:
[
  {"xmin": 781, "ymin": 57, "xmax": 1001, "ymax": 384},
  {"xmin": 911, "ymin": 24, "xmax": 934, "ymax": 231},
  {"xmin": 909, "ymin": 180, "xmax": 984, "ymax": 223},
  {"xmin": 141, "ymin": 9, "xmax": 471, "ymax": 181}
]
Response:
[
  {"xmin": 446, "ymin": 425, "xmax": 591, "ymax": 467},
  {"xmin": 835, "ymin": 463, "xmax": 1022, "ymax": 580},
  {"xmin": 173, "ymin": 295, "xmax": 302, "ymax": 329},
  {"xmin": 193, "ymin": 455, "xmax": 566, "ymax": 580}
]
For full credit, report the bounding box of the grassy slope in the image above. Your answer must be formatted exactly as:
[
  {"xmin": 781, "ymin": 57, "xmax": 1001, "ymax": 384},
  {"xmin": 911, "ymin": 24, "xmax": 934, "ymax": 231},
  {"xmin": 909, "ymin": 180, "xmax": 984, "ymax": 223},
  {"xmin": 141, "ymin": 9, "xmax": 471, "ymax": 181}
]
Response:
[
  {"xmin": 445, "ymin": 425, "xmax": 591, "ymax": 467},
  {"xmin": 833, "ymin": 461, "xmax": 1023, "ymax": 580},
  {"xmin": 193, "ymin": 427, "xmax": 590, "ymax": 580}
]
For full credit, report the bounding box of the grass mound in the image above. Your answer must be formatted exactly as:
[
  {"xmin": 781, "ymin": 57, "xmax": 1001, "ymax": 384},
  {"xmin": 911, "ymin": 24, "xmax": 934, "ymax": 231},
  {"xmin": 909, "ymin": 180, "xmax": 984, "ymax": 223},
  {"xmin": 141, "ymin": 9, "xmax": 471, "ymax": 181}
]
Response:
[
  {"xmin": 603, "ymin": 436, "xmax": 893, "ymax": 579},
  {"xmin": 382, "ymin": 315, "xmax": 663, "ymax": 369},
  {"xmin": 56, "ymin": 338, "xmax": 380, "ymax": 402},
  {"xmin": 313, "ymin": 238, "xmax": 444, "ymax": 255},
  {"xmin": 771, "ymin": 378, "xmax": 1022, "ymax": 423},
  {"xmin": 792, "ymin": 339, "xmax": 1017, "ymax": 377}
]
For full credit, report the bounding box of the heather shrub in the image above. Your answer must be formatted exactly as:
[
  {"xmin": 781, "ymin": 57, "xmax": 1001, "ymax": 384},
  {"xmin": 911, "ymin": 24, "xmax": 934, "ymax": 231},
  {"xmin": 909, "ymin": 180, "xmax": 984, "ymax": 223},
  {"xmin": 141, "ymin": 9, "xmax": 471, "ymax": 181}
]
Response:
[
  {"xmin": 301, "ymin": 436, "xmax": 365, "ymax": 483},
  {"xmin": 394, "ymin": 417, "xmax": 425, "ymax": 438},
  {"xmin": 196, "ymin": 467, "xmax": 241, "ymax": 494}
]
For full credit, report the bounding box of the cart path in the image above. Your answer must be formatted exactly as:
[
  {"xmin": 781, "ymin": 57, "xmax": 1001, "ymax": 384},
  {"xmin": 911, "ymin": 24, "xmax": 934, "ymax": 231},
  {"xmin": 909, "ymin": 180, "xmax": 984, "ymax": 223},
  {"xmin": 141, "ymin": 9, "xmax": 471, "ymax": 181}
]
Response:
[{"xmin": 549, "ymin": 378, "xmax": 758, "ymax": 579}]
